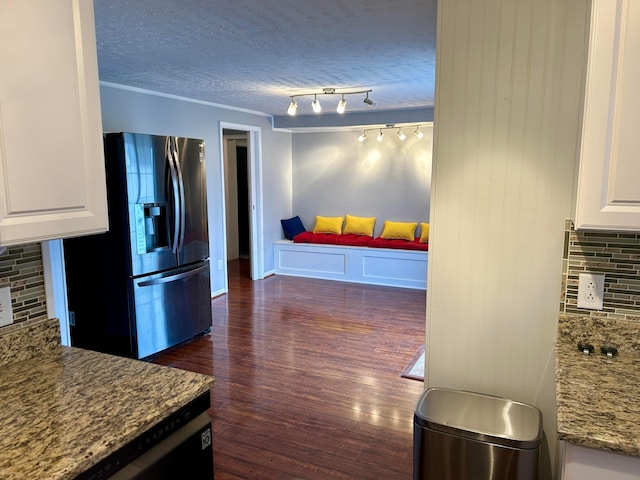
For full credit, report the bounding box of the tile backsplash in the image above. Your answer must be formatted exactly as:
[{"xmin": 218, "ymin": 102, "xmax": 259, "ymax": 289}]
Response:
[
  {"xmin": 0, "ymin": 243, "xmax": 47, "ymax": 328},
  {"xmin": 562, "ymin": 220, "xmax": 640, "ymax": 321}
]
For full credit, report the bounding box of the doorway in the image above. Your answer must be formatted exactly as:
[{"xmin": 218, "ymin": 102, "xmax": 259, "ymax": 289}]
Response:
[
  {"xmin": 220, "ymin": 123, "xmax": 264, "ymax": 285},
  {"xmin": 223, "ymin": 130, "xmax": 249, "ymax": 262}
]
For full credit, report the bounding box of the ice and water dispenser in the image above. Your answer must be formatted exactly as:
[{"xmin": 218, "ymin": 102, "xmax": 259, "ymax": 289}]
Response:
[{"xmin": 134, "ymin": 203, "xmax": 169, "ymax": 254}]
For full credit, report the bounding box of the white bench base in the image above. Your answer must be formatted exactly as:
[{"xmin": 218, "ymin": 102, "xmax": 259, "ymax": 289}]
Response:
[{"xmin": 273, "ymin": 240, "xmax": 427, "ymax": 290}]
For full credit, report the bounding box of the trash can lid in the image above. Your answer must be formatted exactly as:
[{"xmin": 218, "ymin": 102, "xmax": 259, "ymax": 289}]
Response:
[{"xmin": 414, "ymin": 387, "xmax": 542, "ymax": 449}]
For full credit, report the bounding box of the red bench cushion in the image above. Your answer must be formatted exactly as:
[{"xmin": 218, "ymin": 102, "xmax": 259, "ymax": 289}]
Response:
[
  {"xmin": 368, "ymin": 237, "xmax": 428, "ymax": 251},
  {"xmin": 292, "ymin": 232, "xmax": 427, "ymax": 250},
  {"xmin": 293, "ymin": 232, "xmax": 373, "ymax": 247}
]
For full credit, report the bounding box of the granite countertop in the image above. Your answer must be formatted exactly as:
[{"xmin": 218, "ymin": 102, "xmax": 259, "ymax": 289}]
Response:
[
  {"xmin": 0, "ymin": 320, "xmax": 215, "ymax": 480},
  {"xmin": 556, "ymin": 315, "xmax": 640, "ymax": 456}
]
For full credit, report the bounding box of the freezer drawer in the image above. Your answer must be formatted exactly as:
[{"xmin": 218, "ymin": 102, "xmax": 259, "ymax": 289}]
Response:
[{"xmin": 132, "ymin": 261, "xmax": 212, "ymax": 359}]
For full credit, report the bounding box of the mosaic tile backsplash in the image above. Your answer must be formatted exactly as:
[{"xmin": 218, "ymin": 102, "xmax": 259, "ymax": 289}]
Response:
[
  {"xmin": 562, "ymin": 220, "xmax": 640, "ymax": 321},
  {"xmin": 0, "ymin": 243, "xmax": 47, "ymax": 328}
]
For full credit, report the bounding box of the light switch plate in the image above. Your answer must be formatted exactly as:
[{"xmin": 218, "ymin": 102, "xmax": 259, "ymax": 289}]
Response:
[
  {"xmin": 0, "ymin": 286, "xmax": 13, "ymax": 327},
  {"xmin": 577, "ymin": 273, "xmax": 605, "ymax": 310}
]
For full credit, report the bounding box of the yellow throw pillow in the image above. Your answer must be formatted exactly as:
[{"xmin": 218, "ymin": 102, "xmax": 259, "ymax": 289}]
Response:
[
  {"xmin": 380, "ymin": 221, "xmax": 418, "ymax": 241},
  {"xmin": 419, "ymin": 222, "xmax": 429, "ymax": 243},
  {"xmin": 343, "ymin": 214, "xmax": 376, "ymax": 236},
  {"xmin": 313, "ymin": 215, "xmax": 344, "ymax": 234}
]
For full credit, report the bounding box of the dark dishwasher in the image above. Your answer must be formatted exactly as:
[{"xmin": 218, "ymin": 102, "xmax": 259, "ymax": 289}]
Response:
[{"xmin": 76, "ymin": 392, "xmax": 213, "ymax": 480}]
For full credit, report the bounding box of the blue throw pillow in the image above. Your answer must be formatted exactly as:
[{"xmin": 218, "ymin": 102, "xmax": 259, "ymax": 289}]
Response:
[{"xmin": 281, "ymin": 216, "xmax": 306, "ymax": 240}]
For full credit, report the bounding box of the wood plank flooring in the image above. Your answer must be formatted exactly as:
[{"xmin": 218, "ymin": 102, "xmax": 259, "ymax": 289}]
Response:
[{"xmin": 151, "ymin": 259, "xmax": 426, "ymax": 479}]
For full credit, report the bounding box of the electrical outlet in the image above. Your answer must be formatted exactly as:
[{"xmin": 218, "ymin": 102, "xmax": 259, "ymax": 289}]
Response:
[
  {"xmin": 0, "ymin": 286, "xmax": 13, "ymax": 327},
  {"xmin": 577, "ymin": 273, "xmax": 605, "ymax": 310}
]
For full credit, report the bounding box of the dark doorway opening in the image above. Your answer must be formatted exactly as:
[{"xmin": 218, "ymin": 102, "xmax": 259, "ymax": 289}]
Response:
[{"xmin": 236, "ymin": 145, "xmax": 249, "ymax": 258}]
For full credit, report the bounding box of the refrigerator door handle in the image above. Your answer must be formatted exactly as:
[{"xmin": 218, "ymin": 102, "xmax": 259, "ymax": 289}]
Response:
[
  {"xmin": 173, "ymin": 139, "xmax": 187, "ymax": 253},
  {"xmin": 138, "ymin": 263, "xmax": 209, "ymax": 287},
  {"xmin": 166, "ymin": 136, "xmax": 181, "ymax": 254}
]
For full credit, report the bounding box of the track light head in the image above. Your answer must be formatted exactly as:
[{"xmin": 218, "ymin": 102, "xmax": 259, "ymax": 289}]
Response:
[
  {"xmin": 377, "ymin": 129, "xmax": 384, "ymax": 142},
  {"xmin": 311, "ymin": 95, "xmax": 321, "ymax": 113},
  {"xmin": 287, "ymin": 99, "xmax": 297, "ymax": 116},
  {"xmin": 414, "ymin": 127, "xmax": 424, "ymax": 139},
  {"xmin": 337, "ymin": 96, "xmax": 347, "ymax": 114},
  {"xmin": 357, "ymin": 131, "xmax": 367, "ymax": 142},
  {"xmin": 364, "ymin": 92, "xmax": 375, "ymax": 106},
  {"xmin": 397, "ymin": 129, "xmax": 406, "ymax": 141}
]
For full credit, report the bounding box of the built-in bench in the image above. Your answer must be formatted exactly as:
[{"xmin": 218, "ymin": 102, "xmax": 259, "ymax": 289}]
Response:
[{"xmin": 273, "ymin": 240, "xmax": 427, "ymax": 290}]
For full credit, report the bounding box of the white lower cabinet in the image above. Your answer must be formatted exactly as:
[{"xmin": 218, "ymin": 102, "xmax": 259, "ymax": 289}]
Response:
[
  {"xmin": 0, "ymin": 0, "xmax": 107, "ymax": 246},
  {"xmin": 560, "ymin": 441, "xmax": 640, "ymax": 479},
  {"xmin": 575, "ymin": 0, "xmax": 640, "ymax": 231}
]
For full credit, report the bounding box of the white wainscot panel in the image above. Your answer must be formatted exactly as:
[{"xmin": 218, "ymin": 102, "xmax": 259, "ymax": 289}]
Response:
[
  {"xmin": 277, "ymin": 248, "xmax": 347, "ymax": 275},
  {"xmin": 362, "ymin": 253, "xmax": 427, "ymax": 284}
]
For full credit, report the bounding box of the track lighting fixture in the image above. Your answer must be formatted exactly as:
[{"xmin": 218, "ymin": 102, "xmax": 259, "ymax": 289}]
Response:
[
  {"xmin": 356, "ymin": 124, "xmax": 426, "ymax": 143},
  {"xmin": 285, "ymin": 88, "xmax": 373, "ymax": 115}
]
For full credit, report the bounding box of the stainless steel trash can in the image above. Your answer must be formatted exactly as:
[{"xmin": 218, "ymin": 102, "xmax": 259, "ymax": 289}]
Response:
[{"xmin": 413, "ymin": 387, "xmax": 542, "ymax": 480}]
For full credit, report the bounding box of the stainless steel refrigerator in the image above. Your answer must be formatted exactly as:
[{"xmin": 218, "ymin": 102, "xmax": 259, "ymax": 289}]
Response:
[{"xmin": 64, "ymin": 132, "xmax": 212, "ymax": 359}]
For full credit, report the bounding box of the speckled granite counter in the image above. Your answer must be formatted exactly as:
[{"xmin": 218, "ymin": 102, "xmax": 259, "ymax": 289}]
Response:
[
  {"xmin": 556, "ymin": 314, "xmax": 640, "ymax": 456},
  {"xmin": 0, "ymin": 318, "xmax": 215, "ymax": 480},
  {"xmin": 0, "ymin": 316, "xmax": 62, "ymax": 368}
]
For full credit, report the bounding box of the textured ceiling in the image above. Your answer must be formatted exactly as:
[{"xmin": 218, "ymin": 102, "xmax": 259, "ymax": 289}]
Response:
[{"xmin": 93, "ymin": 0, "xmax": 437, "ymax": 117}]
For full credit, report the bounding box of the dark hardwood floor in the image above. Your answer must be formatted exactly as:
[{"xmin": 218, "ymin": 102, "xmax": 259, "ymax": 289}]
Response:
[{"xmin": 152, "ymin": 259, "xmax": 426, "ymax": 479}]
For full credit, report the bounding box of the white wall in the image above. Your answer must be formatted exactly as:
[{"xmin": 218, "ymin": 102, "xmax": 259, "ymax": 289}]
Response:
[
  {"xmin": 428, "ymin": 0, "xmax": 588, "ymax": 477},
  {"xmin": 99, "ymin": 84, "xmax": 292, "ymax": 294},
  {"xmin": 291, "ymin": 127, "xmax": 433, "ymax": 236}
]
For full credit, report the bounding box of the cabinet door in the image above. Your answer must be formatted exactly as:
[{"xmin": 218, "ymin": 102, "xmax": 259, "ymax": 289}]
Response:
[
  {"xmin": 0, "ymin": 0, "xmax": 107, "ymax": 246},
  {"xmin": 575, "ymin": 0, "xmax": 640, "ymax": 231},
  {"xmin": 561, "ymin": 442, "xmax": 640, "ymax": 479}
]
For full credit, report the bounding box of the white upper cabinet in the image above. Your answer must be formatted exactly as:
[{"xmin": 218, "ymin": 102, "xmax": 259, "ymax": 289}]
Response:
[
  {"xmin": 0, "ymin": 0, "xmax": 107, "ymax": 246},
  {"xmin": 575, "ymin": 0, "xmax": 640, "ymax": 231}
]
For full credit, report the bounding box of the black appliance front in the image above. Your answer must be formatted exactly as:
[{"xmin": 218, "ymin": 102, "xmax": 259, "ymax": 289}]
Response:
[
  {"xmin": 107, "ymin": 412, "xmax": 213, "ymax": 479},
  {"xmin": 64, "ymin": 132, "xmax": 212, "ymax": 360},
  {"xmin": 76, "ymin": 392, "xmax": 214, "ymax": 480}
]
